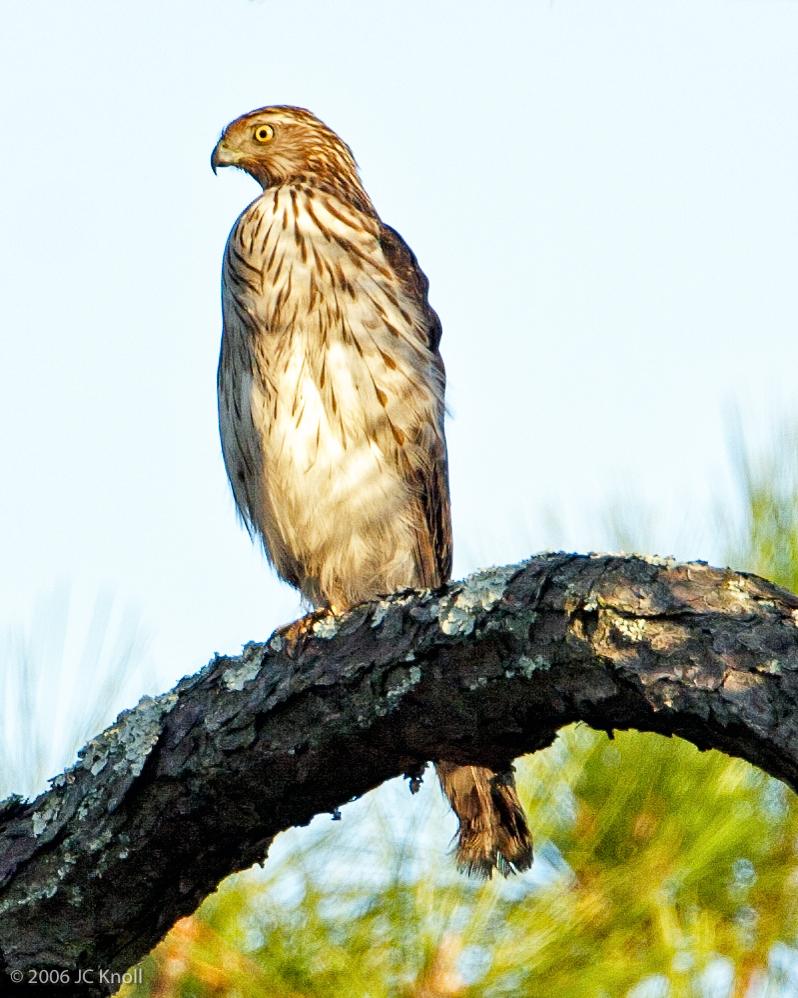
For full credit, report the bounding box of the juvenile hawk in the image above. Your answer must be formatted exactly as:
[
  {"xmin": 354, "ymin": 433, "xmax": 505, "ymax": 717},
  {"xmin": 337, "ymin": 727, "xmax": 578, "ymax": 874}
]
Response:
[{"xmin": 212, "ymin": 105, "xmax": 532, "ymax": 876}]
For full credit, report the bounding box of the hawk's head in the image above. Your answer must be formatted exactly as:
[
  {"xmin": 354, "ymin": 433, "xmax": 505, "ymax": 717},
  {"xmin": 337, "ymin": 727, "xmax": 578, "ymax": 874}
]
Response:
[{"xmin": 211, "ymin": 105, "xmax": 362, "ymax": 194}]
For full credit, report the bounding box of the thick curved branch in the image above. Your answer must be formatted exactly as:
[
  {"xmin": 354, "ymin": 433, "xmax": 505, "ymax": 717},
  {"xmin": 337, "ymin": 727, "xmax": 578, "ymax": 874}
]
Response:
[{"xmin": 2, "ymin": 552, "xmax": 798, "ymax": 995}]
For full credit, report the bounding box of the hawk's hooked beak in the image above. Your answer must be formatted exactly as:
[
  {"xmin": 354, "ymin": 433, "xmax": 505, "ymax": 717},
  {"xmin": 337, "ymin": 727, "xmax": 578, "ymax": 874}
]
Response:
[{"xmin": 211, "ymin": 138, "xmax": 238, "ymax": 175}]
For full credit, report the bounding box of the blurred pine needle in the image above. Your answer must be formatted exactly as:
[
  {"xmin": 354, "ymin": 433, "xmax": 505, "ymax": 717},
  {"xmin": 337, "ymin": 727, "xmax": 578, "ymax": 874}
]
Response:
[{"xmin": 1, "ymin": 589, "xmax": 151, "ymax": 800}]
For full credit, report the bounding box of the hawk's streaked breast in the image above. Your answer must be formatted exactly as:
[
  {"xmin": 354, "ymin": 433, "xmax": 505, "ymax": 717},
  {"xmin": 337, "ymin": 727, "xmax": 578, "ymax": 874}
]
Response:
[{"xmin": 218, "ymin": 183, "xmax": 446, "ymax": 610}]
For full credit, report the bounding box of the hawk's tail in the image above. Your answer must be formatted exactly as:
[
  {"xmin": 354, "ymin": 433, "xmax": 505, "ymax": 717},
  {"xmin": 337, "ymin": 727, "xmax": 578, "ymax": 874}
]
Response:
[{"xmin": 435, "ymin": 762, "xmax": 533, "ymax": 878}]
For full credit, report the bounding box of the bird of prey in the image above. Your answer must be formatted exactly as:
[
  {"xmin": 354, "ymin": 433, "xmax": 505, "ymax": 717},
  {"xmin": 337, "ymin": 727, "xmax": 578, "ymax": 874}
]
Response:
[{"xmin": 211, "ymin": 105, "xmax": 532, "ymax": 877}]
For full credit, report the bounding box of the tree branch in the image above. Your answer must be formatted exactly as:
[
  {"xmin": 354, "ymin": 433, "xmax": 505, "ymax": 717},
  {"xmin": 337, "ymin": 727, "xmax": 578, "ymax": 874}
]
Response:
[{"xmin": 2, "ymin": 552, "xmax": 798, "ymax": 996}]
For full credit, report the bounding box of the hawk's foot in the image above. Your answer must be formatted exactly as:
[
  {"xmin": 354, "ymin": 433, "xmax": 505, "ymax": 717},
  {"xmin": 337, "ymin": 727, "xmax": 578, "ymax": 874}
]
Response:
[{"xmin": 276, "ymin": 608, "xmax": 335, "ymax": 649}]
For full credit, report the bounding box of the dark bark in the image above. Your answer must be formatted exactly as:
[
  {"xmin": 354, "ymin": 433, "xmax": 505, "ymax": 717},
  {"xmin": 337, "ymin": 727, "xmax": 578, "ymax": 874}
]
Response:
[{"xmin": 2, "ymin": 552, "xmax": 798, "ymax": 996}]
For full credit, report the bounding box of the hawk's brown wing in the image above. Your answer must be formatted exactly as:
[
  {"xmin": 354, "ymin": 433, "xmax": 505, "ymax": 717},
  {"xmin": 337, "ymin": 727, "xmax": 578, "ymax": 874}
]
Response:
[{"xmin": 378, "ymin": 222, "xmax": 452, "ymax": 586}]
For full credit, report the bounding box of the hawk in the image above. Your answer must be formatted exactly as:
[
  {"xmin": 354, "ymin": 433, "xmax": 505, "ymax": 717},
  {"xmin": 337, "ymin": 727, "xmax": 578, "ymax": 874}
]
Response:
[{"xmin": 211, "ymin": 105, "xmax": 532, "ymax": 877}]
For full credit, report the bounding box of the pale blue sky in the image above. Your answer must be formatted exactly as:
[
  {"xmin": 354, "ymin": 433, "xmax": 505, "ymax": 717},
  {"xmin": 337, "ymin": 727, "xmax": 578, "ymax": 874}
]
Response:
[{"xmin": 2, "ymin": 1, "xmax": 797, "ymax": 767}]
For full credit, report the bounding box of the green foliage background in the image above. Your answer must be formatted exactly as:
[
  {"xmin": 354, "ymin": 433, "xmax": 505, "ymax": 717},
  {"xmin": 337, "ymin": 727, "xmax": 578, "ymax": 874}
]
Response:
[{"xmin": 14, "ymin": 428, "xmax": 798, "ymax": 998}]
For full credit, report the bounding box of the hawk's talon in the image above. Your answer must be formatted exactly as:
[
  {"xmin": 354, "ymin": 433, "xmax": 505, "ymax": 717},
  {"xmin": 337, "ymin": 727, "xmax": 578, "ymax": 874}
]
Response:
[{"xmin": 276, "ymin": 608, "xmax": 334, "ymax": 648}]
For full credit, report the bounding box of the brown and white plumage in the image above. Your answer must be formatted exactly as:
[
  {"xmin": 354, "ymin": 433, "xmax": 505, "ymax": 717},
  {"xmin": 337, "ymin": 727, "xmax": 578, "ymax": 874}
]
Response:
[{"xmin": 212, "ymin": 105, "xmax": 531, "ymax": 876}]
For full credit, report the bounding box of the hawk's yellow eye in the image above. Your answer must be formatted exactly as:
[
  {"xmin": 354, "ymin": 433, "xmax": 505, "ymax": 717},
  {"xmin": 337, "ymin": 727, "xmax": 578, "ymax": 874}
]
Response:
[{"xmin": 254, "ymin": 124, "xmax": 275, "ymax": 143}]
